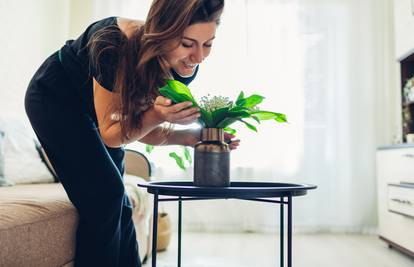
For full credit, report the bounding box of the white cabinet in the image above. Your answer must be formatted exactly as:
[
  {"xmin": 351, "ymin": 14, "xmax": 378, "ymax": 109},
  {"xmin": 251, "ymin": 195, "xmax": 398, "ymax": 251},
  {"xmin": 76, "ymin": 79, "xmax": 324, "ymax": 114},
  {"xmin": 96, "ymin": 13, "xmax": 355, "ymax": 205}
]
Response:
[
  {"xmin": 394, "ymin": 0, "xmax": 414, "ymax": 59},
  {"xmin": 377, "ymin": 146, "xmax": 414, "ymax": 256}
]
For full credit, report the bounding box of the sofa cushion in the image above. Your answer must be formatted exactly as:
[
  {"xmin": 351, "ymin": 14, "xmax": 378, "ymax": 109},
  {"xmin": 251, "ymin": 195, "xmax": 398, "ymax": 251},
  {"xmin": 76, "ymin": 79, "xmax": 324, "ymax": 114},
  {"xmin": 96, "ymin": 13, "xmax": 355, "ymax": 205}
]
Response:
[
  {"xmin": 0, "ymin": 183, "xmax": 77, "ymax": 267},
  {"xmin": 0, "ymin": 177, "xmax": 152, "ymax": 266},
  {"xmin": 0, "ymin": 130, "xmax": 10, "ymax": 186}
]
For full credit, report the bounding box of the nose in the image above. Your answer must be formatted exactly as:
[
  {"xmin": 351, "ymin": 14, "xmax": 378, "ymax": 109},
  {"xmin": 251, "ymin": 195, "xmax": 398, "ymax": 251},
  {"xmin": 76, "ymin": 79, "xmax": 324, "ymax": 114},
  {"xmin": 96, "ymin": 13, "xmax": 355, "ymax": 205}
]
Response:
[{"xmin": 191, "ymin": 46, "xmax": 204, "ymax": 64}]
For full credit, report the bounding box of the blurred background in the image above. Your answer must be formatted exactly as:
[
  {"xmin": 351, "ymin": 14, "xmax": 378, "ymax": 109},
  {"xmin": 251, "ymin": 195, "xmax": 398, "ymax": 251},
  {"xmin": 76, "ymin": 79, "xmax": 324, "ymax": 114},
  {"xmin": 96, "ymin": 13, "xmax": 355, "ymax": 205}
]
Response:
[{"xmin": 1, "ymin": 1, "xmax": 413, "ymax": 266}]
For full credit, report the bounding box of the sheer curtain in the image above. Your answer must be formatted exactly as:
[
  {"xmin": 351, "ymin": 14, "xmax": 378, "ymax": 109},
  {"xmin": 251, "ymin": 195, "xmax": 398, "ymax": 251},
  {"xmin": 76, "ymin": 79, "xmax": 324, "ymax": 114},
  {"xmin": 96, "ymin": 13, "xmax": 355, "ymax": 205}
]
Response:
[
  {"xmin": 93, "ymin": 0, "xmax": 390, "ymax": 233},
  {"xmin": 91, "ymin": 0, "xmax": 151, "ymax": 20}
]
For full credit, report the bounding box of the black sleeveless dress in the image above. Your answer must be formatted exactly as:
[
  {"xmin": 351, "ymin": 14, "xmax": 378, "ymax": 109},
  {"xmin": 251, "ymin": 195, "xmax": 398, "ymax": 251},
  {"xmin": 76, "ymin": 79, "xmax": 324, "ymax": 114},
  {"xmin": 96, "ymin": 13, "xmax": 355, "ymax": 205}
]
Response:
[{"xmin": 24, "ymin": 16, "xmax": 198, "ymax": 267}]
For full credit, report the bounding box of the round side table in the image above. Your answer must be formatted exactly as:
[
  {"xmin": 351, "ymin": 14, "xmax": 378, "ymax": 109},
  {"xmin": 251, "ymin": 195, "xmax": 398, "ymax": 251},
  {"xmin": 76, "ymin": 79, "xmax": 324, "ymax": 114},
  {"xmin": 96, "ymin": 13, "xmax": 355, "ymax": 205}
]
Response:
[{"xmin": 139, "ymin": 181, "xmax": 317, "ymax": 267}]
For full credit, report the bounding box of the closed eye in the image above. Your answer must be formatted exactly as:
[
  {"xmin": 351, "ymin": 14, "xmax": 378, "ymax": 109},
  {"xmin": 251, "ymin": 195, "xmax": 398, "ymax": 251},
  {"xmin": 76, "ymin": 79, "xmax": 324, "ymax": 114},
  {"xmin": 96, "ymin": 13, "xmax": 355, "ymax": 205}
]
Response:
[
  {"xmin": 182, "ymin": 42, "xmax": 193, "ymax": 48},
  {"xmin": 182, "ymin": 36, "xmax": 215, "ymax": 48}
]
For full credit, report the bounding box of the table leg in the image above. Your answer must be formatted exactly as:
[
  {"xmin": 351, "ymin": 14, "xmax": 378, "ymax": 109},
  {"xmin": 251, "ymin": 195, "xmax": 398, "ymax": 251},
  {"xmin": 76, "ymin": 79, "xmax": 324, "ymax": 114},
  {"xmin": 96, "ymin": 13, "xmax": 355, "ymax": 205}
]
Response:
[
  {"xmin": 178, "ymin": 196, "xmax": 182, "ymax": 267},
  {"xmin": 280, "ymin": 197, "xmax": 284, "ymax": 267},
  {"xmin": 152, "ymin": 192, "xmax": 159, "ymax": 267},
  {"xmin": 287, "ymin": 195, "xmax": 292, "ymax": 267}
]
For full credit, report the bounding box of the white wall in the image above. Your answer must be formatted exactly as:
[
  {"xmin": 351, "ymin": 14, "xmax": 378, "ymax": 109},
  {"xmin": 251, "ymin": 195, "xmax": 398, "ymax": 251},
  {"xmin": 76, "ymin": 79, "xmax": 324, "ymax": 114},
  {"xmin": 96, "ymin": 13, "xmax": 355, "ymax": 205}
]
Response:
[
  {"xmin": 0, "ymin": 0, "xmax": 154, "ymax": 124},
  {"xmin": 68, "ymin": 0, "xmax": 95, "ymax": 39},
  {"xmin": 0, "ymin": 0, "xmax": 399, "ymax": 145},
  {"xmin": 0, "ymin": 0, "xmax": 70, "ymax": 121},
  {"xmin": 375, "ymin": 0, "xmax": 400, "ymax": 146}
]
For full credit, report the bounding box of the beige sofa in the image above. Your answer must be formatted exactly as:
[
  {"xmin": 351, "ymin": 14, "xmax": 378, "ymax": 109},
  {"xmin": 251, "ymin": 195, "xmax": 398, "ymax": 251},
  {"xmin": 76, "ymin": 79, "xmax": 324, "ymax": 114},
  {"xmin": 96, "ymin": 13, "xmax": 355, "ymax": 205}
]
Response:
[{"xmin": 0, "ymin": 149, "xmax": 153, "ymax": 267}]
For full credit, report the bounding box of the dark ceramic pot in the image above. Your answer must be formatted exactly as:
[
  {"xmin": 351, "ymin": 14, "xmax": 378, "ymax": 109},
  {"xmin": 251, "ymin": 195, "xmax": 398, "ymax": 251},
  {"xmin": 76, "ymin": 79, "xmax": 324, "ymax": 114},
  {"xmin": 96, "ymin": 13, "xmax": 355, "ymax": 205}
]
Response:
[{"xmin": 194, "ymin": 128, "xmax": 230, "ymax": 187}]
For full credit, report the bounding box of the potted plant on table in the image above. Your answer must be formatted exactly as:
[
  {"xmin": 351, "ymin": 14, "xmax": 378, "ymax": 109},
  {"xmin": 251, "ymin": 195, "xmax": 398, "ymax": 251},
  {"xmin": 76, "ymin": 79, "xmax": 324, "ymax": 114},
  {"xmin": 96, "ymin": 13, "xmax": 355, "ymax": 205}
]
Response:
[{"xmin": 154, "ymin": 80, "xmax": 287, "ymax": 187}]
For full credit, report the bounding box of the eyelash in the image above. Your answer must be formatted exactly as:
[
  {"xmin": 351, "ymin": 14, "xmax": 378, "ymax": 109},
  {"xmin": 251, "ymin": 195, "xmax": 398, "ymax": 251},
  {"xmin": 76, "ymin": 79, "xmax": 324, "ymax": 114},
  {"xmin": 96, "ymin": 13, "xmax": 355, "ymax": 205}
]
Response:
[{"xmin": 182, "ymin": 43, "xmax": 212, "ymax": 48}]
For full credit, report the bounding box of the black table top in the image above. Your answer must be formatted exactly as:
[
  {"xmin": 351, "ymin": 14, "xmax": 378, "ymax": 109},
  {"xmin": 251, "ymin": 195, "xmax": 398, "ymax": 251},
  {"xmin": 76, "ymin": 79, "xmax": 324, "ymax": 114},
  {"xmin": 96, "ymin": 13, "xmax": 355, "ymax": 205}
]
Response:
[{"xmin": 138, "ymin": 181, "xmax": 317, "ymax": 198}]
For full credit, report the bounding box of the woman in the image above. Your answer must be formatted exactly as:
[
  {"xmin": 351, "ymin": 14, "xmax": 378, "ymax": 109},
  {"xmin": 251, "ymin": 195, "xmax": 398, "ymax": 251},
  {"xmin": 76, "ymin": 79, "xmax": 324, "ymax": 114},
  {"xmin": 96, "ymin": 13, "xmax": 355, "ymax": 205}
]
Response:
[{"xmin": 25, "ymin": 0, "xmax": 239, "ymax": 266}]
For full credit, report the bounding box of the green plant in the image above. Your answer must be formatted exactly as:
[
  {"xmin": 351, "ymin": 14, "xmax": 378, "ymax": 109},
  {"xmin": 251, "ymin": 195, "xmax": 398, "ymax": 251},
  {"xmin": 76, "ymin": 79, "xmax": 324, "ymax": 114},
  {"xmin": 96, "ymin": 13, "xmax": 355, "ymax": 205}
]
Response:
[
  {"xmin": 146, "ymin": 79, "xmax": 288, "ymax": 170},
  {"xmin": 145, "ymin": 144, "xmax": 192, "ymax": 170},
  {"xmin": 159, "ymin": 79, "xmax": 287, "ymax": 134}
]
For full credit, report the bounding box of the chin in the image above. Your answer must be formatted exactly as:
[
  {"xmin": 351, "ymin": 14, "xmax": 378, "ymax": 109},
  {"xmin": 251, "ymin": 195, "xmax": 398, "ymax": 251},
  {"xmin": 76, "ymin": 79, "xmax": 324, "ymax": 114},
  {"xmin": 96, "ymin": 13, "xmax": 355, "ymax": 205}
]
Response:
[{"xmin": 174, "ymin": 67, "xmax": 196, "ymax": 78}]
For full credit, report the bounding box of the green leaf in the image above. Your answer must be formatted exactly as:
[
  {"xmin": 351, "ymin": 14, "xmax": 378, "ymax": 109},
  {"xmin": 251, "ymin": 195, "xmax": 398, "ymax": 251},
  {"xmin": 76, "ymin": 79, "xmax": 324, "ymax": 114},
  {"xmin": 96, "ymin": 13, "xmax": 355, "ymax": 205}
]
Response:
[
  {"xmin": 238, "ymin": 119, "xmax": 258, "ymax": 132},
  {"xmin": 236, "ymin": 99, "xmax": 246, "ymax": 107},
  {"xmin": 183, "ymin": 146, "xmax": 192, "ymax": 164},
  {"xmin": 221, "ymin": 108, "xmax": 262, "ymax": 127},
  {"xmin": 165, "ymin": 79, "xmax": 195, "ymax": 100},
  {"xmin": 236, "ymin": 91, "xmax": 245, "ymax": 105},
  {"xmin": 274, "ymin": 113, "xmax": 288, "ymax": 123},
  {"xmin": 216, "ymin": 117, "xmax": 238, "ymax": 128},
  {"xmin": 159, "ymin": 80, "xmax": 200, "ymax": 109},
  {"xmin": 250, "ymin": 115, "xmax": 261, "ymax": 124},
  {"xmin": 229, "ymin": 106, "xmax": 247, "ymax": 112},
  {"xmin": 145, "ymin": 144, "xmax": 154, "ymax": 153},
  {"xmin": 251, "ymin": 111, "xmax": 288, "ymax": 122},
  {"xmin": 227, "ymin": 110, "xmax": 251, "ymax": 119},
  {"xmin": 169, "ymin": 152, "xmax": 186, "ymax": 170},
  {"xmin": 243, "ymin": 94, "xmax": 265, "ymax": 108},
  {"xmin": 212, "ymin": 106, "xmax": 230, "ymax": 126},
  {"xmin": 159, "ymin": 85, "xmax": 194, "ymax": 104},
  {"xmin": 200, "ymin": 108, "xmax": 213, "ymax": 127},
  {"xmin": 224, "ymin": 127, "xmax": 236, "ymax": 135}
]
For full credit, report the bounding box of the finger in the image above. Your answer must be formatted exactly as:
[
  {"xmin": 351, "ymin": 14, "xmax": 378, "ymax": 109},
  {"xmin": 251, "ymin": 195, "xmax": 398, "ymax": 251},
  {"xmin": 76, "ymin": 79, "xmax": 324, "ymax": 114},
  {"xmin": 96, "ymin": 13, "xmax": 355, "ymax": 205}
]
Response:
[
  {"xmin": 225, "ymin": 139, "xmax": 240, "ymax": 144},
  {"xmin": 169, "ymin": 101, "xmax": 194, "ymax": 112},
  {"xmin": 228, "ymin": 143, "xmax": 240, "ymax": 149},
  {"xmin": 224, "ymin": 133, "xmax": 235, "ymax": 139},
  {"xmin": 229, "ymin": 144, "xmax": 238, "ymax": 150},
  {"xmin": 155, "ymin": 96, "xmax": 172, "ymax": 106},
  {"xmin": 174, "ymin": 113, "xmax": 201, "ymax": 125},
  {"xmin": 170, "ymin": 108, "xmax": 200, "ymax": 121}
]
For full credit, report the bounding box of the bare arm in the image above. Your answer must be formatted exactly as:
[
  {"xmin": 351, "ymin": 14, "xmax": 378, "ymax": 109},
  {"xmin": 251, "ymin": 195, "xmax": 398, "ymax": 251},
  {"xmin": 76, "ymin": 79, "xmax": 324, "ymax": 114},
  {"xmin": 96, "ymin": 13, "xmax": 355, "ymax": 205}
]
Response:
[
  {"xmin": 93, "ymin": 79, "xmax": 200, "ymax": 148},
  {"xmin": 93, "ymin": 78, "xmax": 164, "ymax": 147},
  {"xmin": 140, "ymin": 126, "xmax": 241, "ymax": 150},
  {"xmin": 139, "ymin": 126, "xmax": 201, "ymax": 147}
]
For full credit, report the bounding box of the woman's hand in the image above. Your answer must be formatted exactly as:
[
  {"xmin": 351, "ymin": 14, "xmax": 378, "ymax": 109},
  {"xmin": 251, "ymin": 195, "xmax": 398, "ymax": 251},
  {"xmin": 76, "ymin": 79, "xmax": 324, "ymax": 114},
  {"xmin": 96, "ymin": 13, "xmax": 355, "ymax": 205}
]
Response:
[
  {"xmin": 152, "ymin": 96, "xmax": 200, "ymax": 125},
  {"xmin": 169, "ymin": 129, "xmax": 240, "ymax": 150},
  {"xmin": 224, "ymin": 132, "xmax": 240, "ymax": 150},
  {"xmin": 179, "ymin": 129, "xmax": 240, "ymax": 150},
  {"xmin": 182, "ymin": 128, "xmax": 201, "ymax": 147}
]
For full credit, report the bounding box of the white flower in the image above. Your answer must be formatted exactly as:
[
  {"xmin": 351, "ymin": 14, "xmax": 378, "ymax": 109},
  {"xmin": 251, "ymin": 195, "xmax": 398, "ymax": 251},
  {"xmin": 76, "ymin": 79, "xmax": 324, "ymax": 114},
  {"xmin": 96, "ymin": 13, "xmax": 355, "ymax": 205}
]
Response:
[{"xmin": 199, "ymin": 94, "xmax": 233, "ymax": 112}]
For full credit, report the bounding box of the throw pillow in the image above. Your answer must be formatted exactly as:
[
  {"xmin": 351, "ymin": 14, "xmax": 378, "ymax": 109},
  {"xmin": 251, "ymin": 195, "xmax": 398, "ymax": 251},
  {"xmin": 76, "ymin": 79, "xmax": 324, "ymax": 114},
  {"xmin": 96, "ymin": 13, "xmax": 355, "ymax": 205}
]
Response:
[
  {"xmin": 0, "ymin": 118, "xmax": 54, "ymax": 185},
  {"xmin": 124, "ymin": 174, "xmax": 151, "ymax": 218},
  {"xmin": 0, "ymin": 130, "xmax": 12, "ymax": 186}
]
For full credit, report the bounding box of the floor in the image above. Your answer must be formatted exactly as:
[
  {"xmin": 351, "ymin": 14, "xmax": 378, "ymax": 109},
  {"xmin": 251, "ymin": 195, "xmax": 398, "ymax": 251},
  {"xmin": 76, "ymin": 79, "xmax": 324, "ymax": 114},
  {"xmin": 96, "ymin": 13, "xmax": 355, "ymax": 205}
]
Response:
[{"xmin": 143, "ymin": 232, "xmax": 414, "ymax": 267}]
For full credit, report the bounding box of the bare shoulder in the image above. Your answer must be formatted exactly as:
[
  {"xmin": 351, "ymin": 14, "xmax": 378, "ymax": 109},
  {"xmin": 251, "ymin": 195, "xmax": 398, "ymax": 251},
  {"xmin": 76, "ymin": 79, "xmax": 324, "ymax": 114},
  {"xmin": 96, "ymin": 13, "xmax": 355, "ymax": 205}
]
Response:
[{"xmin": 116, "ymin": 17, "xmax": 145, "ymax": 38}]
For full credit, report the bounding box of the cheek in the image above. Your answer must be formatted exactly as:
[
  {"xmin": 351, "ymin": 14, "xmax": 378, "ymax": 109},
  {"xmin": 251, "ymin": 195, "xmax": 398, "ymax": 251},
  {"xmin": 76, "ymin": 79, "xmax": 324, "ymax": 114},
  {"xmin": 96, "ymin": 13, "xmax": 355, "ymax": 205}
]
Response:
[
  {"xmin": 167, "ymin": 48, "xmax": 187, "ymax": 63},
  {"xmin": 204, "ymin": 49, "xmax": 212, "ymax": 58}
]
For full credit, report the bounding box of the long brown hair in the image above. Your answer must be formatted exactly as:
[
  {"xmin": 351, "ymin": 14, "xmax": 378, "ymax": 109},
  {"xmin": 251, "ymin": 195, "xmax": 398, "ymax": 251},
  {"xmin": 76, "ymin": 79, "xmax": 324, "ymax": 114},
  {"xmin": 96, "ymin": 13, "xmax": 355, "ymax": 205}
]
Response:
[{"xmin": 88, "ymin": 0, "xmax": 224, "ymax": 142}]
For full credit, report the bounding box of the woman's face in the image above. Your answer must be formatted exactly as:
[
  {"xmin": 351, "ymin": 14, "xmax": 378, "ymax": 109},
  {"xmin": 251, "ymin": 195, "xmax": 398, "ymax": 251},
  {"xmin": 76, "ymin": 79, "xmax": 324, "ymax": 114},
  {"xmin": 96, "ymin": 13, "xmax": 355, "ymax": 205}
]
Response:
[{"xmin": 165, "ymin": 21, "xmax": 217, "ymax": 77}]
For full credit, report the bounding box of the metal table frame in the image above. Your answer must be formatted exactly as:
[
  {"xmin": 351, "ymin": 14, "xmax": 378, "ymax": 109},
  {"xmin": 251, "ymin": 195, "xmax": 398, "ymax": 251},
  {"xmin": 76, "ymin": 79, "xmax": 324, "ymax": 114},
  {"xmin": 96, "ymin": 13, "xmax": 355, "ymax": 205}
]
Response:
[{"xmin": 139, "ymin": 181, "xmax": 316, "ymax": 267}]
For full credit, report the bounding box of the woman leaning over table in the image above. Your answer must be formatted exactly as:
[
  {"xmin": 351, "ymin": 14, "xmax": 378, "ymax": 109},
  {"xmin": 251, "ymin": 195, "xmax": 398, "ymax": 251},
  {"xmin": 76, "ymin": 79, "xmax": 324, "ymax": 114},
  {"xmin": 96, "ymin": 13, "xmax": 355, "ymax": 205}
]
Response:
[{"xmin": 25, "ymin": 0, "xmax": 239, "ymax": 266}]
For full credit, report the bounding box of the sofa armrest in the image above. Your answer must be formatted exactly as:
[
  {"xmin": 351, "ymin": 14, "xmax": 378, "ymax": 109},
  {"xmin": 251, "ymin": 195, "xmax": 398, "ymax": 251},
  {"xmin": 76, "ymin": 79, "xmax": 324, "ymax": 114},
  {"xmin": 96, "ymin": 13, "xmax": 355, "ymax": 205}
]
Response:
[
  {"xmin": 124, "ymin": 149, "xmax": 151, "ymax": 181},
  {"xmin": 37, "ymin": 147, "xmax": 152, "ymax": 182}
]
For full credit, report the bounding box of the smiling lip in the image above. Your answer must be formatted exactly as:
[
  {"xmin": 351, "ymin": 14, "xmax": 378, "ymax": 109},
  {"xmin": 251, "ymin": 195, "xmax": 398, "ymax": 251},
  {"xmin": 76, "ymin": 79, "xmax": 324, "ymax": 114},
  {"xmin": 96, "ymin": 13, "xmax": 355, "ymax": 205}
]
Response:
[{"xmin": 182, "ymin": 61, "xmax": 197, "ymax": 70}]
